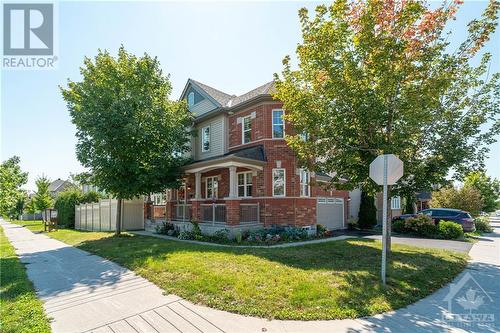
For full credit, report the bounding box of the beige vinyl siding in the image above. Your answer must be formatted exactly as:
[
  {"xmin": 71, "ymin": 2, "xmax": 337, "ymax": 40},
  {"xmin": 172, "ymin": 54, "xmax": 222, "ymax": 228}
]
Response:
[
  {"xmin": 191, "ymin": 99, "xmax": 217, "ymax": 117},
  {"xmin": 194, "ymin": 115, "xmax": 225, "ymax": 160}
]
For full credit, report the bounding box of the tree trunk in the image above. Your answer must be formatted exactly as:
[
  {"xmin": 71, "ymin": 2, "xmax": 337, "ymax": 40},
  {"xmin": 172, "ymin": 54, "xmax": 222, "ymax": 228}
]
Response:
[{"xmin": 115, "ymin": 198, "xmax": 122, "ymax": 236}]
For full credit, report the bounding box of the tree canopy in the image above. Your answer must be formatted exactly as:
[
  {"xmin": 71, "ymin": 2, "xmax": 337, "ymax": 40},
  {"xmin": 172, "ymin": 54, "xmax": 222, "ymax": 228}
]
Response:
[
  {"xmin": 464, "ymin": 171, "xmax": 500, "ymax": 212},
  {"xmin": 274, "ymin": 0, "xmax": 500, "ymax": 196},
  {"xmin": 33, "ymin": 176, "xmax": 53, "ymax": 212},
  {"xmin": 61, "ymin": 47, "xmax": 193, "ymax": 200},
  {"xmin": 431, "ymin": 185, "xmax": 483, "ymax": 216},
  {"xmin": 0, "ymin": 156, "xmax": 28, "ymax": 216}
]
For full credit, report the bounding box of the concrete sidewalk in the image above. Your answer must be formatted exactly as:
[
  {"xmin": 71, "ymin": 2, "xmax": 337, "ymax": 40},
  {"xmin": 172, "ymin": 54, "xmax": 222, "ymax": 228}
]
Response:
[{"xmin": 1, "ymin": 219, "xmax": 499, "ymax": 333}]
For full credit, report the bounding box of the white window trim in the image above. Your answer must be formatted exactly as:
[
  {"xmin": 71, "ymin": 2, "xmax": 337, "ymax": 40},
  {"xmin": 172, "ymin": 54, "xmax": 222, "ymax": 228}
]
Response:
[
  {"xmin": 242, "ymin": 116, "xmax": 252, "ymax": 144},
  {"xmin": 299, "ymin": 169, "xmax": 310, "ymax": 197},
  {"xmin": 272, "ymin": 168, "xmax": 286, "ymax": 197},
  {"xmin": 201, "ymin": 125, "xmax": 210, "ymax": 152},
  {"xmin": 272, "ymin": 109, "xmax": 285, "ymax": 139},
  {"xmin": 237, "ymin": 171, "xmax": 253, "ymax": 197},
  {"xmin": 205, "ymin": 176, "xmax": 218, "ymax": 199},
  {"xmin": 391, "ymin": 196, "xmax": 401, "ymax": 210}
]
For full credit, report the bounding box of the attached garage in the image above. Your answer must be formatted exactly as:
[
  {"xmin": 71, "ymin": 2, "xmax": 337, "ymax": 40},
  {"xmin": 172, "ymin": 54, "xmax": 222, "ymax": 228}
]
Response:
[{"xmin": 317, "ymin": 197, "xmax": 345, "ymax": 230}]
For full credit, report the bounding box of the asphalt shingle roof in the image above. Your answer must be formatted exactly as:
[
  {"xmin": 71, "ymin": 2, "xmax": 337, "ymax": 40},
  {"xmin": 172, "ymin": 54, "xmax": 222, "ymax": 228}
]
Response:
[{"xmin": 192, "ymin": 80, "xmax": 275, "ymax": 109}]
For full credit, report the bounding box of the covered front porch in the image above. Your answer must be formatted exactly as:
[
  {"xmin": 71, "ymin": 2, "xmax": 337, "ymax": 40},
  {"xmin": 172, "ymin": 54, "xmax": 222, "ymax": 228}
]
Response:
[{"xmin": 167, "ymin": 150, "xmax": 266, "ymax": 228}]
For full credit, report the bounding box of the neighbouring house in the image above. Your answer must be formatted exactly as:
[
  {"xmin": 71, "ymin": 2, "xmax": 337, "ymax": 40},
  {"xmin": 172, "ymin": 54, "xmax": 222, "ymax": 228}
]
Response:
[
  {"xmin": 375, "ymin": 193, "xmax": 403, "ymax": 223},
  {"xmin": 146, "ymin": 79, "xmax": 350, "ymax": 234},
  {"xmin": 48, "ymin": 178, "xmax": 73, "ymax": 197},
  {"xmin": 416, "ymin": 192, "xmax": 432, "ymax": 211}
]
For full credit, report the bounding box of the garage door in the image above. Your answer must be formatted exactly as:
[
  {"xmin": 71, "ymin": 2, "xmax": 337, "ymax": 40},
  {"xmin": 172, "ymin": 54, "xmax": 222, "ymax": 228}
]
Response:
[{"xmin": 317, "ymin": 197, "xmax": 345, "ymax": 230}]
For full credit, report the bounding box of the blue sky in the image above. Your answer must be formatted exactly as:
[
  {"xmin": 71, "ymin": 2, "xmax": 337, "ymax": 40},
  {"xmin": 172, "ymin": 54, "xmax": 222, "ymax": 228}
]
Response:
[{"xmin": 1, "ymin": 0, "xmax": 499, "ymax": 191}]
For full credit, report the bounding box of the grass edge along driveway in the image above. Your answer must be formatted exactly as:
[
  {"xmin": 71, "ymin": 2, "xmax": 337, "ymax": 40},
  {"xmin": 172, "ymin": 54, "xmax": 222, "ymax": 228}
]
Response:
[
  {"xmin": 12, "ymin": 220, "xmax": 468, "ymax": 321},
  {"xmin": 0, "ymin": 225, "xmax": 51, "ymax": 333}
]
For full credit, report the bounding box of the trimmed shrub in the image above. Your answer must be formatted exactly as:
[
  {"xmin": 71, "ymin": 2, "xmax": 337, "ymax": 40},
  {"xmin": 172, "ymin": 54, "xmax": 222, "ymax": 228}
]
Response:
[
  {"xmin": 81, "ymin": 190, "xmax": 103, "ymax": 204},
  {"xmin": 392, "ymin": 219, "xmax": 407, "ymax": 233},
  {"xmin": 53, "ymin": 188, "xmax": 82, "ymax": 228},
  {"xmin": 474, "ymin": 217, "xmax": 493, "ymax": 233},
  {"xmin": 438, "ymin": 221, "xmax": 464, "ymax": 239},
  {"xmin": 358, "ymin": 192, "xmax": 377, "ymax": 229},
  {"xmin": 404, "ymin": 215, "xmax": 438, "ymax": 237},
  {"xmin": 212, "ymin": 229, "xmax": 230, "ymax": 243}
]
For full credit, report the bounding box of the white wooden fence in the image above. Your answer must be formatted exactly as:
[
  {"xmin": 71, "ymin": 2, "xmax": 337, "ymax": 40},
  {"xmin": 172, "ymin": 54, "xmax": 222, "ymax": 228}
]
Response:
[{"xmin": 75, "ymin": 198, "xmax": 144, "ymax": 231}]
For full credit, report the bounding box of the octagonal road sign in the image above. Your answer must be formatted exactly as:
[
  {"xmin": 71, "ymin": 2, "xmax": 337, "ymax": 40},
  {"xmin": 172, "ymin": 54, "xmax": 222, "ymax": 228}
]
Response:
[{"xmin": 369, "ymin": 154, "xmax": 404, "ymax": 185}]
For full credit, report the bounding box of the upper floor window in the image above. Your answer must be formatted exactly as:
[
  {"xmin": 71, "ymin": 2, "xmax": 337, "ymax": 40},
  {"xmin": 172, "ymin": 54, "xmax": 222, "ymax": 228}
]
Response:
[
  {"xmin": 299, "ymin": 169, "xmax": 310, "ymax": 197},
  {"xmin": 201, "ymin": 126, "xmax": 210, "ymax": 152},
  {"xmin": 272, "ymin": 168, "xmax": 286, "ymax": 197},
  {"xmin": 188, "ymin": 92, "xmax": 195, "ymax": 107},
  {"xmin": 206, "ymin": 176, "xmax": 218, "ymax": 199},
  {"xmin": 272, "ymin": 109, "xmax": 284, "ymax": 138},
  {"xmin": 391, "ymin": 196, "xmax": 401, "ymax": 210},
  {"xmin": 242, "ymin": 116, "xmax": 252, "ymax": 144},
  {"xmin": 237, "ymin": 172, "xmax": 253, "ymax": 197}
]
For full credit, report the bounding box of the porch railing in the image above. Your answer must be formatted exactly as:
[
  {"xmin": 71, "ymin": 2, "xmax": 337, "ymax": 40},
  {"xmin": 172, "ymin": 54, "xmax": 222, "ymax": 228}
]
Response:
[
  {"xmin": 240, "ymin": 203, "xmax": 260, "ymax": 224},
  {"xmin": 173, "ymin": 204, "xmax": 192, "ymax": 221},
  {"xmin": 200, "ymin": 204, "xmax": 226, "ymax": 225}
]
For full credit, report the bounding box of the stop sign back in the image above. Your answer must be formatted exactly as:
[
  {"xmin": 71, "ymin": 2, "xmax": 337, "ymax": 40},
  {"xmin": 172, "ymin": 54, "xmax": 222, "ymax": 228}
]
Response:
[{"xmin": 369, "ymin": 154, "xmax": 403, "ymax": 185}]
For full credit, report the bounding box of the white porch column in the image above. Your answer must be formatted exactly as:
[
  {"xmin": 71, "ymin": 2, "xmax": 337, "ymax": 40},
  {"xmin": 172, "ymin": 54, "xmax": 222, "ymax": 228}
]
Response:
[
  {"xmin": 228, "ymin": 166, "xmax": 237, "ymax": 198},
  {"xmin": 195, "ymin": 172, "xmax": 202, "ymax": 199}
]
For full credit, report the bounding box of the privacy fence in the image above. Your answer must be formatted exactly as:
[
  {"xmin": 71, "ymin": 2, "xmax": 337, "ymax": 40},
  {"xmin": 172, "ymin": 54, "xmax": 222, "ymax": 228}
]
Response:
[{"xmin": 75, "ymin": 198, "xmax": 144, "ymax": 231}]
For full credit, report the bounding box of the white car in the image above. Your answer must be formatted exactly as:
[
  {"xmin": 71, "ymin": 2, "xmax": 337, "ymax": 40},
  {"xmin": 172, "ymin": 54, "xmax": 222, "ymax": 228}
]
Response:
[{"xmin": 496, "ymin": 210, "xmax": 500, "ymax": 217}]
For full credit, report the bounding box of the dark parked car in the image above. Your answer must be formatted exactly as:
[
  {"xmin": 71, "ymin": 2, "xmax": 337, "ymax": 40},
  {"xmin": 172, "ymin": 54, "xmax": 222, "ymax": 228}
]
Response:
[{"xmin": 394, "ymin": 208, "xmax": 475, "ymax": 232}]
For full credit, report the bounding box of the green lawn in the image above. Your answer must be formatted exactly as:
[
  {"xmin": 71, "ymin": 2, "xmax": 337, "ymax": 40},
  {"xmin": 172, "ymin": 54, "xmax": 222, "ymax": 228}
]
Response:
[
  {"xmin": 9, "ymin": 220, "xmax": 468, "ymax": 320},
  {"xmin": 0, "ymin": 226, "xmax": 51, "ymax": 333}
]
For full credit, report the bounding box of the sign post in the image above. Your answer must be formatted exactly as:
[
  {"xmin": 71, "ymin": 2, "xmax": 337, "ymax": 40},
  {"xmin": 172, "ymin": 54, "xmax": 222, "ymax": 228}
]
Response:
[{"xmin": 369, "ymin": 154, "xmax": 403, "ymax": 286}]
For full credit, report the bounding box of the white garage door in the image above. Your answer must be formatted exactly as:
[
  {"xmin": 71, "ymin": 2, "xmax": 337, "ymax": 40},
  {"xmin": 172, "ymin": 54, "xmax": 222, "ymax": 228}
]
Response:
[{"xmin": 317, "ymin": 197, "xmax": 345, "ymax": 230}]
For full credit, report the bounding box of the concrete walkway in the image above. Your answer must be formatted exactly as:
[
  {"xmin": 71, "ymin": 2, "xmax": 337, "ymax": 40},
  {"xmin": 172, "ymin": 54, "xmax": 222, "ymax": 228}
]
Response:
[{"xmin": 1, "ymin": 218, "xmax": 499, "ymax": 333}]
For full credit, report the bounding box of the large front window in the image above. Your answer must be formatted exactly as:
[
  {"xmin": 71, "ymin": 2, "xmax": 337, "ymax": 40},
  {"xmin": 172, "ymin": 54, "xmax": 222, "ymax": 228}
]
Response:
[
  {"xmin": 242, "ymin": 116, "xmax": 252, "ymax": 144},
  {"xmin": 201, "ymin": 126, "xmax": 210, "ymax": 152},
  {"xmin": 299, "ymin": 169, "xmax": 310, "ymax": 197},
  {"xmin": 205, "ymin": 176, "xmax": 218, "ymax": 199},
  {"xmin": 272, "ymin": 168, "xmax": 286, "ymax": 196},
  {"xmin": 238, "ymin": 172, "xmax": 253, "ymax": 197},
  {"xmin": 272, "ymin": 109, "xmax": 284, "ymax": 138}
]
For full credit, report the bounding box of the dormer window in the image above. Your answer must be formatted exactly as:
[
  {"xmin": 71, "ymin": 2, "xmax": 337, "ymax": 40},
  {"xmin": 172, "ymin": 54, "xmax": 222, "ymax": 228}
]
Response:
[{"xmin": 188, "ymin": 92, "xmax": 195, "ymax": 107}]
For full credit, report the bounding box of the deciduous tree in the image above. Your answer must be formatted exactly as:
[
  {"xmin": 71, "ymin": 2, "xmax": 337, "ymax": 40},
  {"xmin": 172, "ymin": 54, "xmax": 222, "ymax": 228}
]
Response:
[
  {"xmin": 274, "ymin": 0, "xmax": 500, "ymax": 198},
  {"xmin": 33, "ymin": 176, "xmax": 53, "ymax": 212},
  {"xmin": 61, "ymin": 47, "xmax": 193, "ymax": 234},
  {"xmin": 0, "ymin": 156, "xmax": 28, "ymax": 217},
  {"xmin": 464, "ymin": 171, "xmax": 500, "ymax": 212},
  {"xmin": 430, "ymin": 186, "xmax": 483, "ymax": 216}
]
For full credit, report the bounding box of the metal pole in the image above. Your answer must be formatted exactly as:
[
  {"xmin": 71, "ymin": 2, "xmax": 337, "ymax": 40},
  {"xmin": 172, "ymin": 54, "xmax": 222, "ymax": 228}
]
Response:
[{"xmin": 381, "ymin": 155, "xmax": 388, "ymax": 286}]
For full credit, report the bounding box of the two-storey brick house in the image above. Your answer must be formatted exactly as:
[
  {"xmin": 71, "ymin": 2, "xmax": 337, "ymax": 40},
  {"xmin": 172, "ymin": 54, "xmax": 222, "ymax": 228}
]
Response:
[{"xmin": 148, "ymin": 79, "xmax": 349, "ymax": 234}]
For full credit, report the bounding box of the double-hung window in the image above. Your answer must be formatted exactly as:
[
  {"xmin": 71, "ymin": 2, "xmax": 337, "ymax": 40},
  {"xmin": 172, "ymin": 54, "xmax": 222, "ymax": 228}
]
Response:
[
  {"xmin": 242, "ymin": 116, "xmax": 252, "ymax": 144},
  {"xmin": 272, "ymin": 168, "xmax": 286, "ymax": 197},
  {"xmin": 391, "ymin": 196, "xmax": 401, "ymax": 210},
  {"xmin": 201, "ymin": 126, "xmax": 210, "ymax": 152},
  {"xmin": 299, "ymin": 169, "xmax": 310, "ymax": 197},
  {"xmin": 237, "ymin": 172, "xmax": 253, "ymax": 197},
  {"xmin": 205, "ymin": 176, "xmax": 218, "ymax": 199},
  {"xmin": 272, "ymin": 109, "xmax": 284, "ymax": 138},
  {"xmin": 152, "ymin": 193, "xmax": 166, "ymax": 205}
]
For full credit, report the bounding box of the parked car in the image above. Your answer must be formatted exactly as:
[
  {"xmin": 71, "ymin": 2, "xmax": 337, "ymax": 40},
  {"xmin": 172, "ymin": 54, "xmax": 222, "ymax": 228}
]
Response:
[
  {"xmin": 496, "ymin": 210, "xmax": 500, "ymax": 217},
  {"xmin": 394, "ymin": 208, "xmax": 475, "ymax": 232}
]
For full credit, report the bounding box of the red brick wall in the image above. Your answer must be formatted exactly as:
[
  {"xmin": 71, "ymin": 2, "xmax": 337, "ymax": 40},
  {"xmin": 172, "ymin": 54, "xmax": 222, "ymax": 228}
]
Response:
[{"xmin": 179, "ymin": 101, "xmax": 350, "ymax": 227}]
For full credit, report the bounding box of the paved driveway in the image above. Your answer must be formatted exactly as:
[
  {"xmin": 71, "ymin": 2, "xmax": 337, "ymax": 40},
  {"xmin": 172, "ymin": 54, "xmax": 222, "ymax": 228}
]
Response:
[
  {"xmin": 362, "ymin": 235, "xmax": 473, "ymax": 253},
  {"xmin": 1, "ymin": 219, "xmax": 499, "ymax": 333}
]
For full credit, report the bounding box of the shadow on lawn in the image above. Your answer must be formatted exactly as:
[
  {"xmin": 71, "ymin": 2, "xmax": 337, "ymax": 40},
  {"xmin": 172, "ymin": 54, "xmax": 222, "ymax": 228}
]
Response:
[{"xmin": 64, "ymin": 233, "xmax": 469, "ymax": 319}]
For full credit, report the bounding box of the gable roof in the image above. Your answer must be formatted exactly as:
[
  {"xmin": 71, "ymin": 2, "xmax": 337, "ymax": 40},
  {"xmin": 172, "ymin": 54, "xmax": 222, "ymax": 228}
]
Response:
[
  {"xmin": 190, "ymin": 79, "xmax": 235, "ymax": 107},
  {"xmin": 180, "ymin": 79, "xmax": 275, "ymax": 110},
  {"xmin": 48, "ymin": 179, "xmax": 71, "ymax": 192}
]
